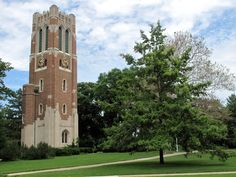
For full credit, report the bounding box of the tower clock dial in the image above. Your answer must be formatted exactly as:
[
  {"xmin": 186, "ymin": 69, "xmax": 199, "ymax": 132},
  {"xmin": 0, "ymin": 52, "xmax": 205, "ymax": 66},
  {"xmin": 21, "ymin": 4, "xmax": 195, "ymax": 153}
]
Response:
[
  {"xmin": 36, "ymin": 55, "xmax": 47, "ymax": 69},
  {"xmin": 61, "ymin": 57, "xmax": 70, "ymax": 68},
  {"xmin": 38, "ymin": 57, "xmax": 45, "ymax": 67}
]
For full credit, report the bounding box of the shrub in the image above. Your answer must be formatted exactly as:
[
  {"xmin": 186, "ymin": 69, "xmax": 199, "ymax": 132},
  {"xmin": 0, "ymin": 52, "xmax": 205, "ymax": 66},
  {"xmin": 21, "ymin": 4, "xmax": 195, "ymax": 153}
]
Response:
[
  {"xmin": 21, "ymin": 142, "xmax": 55, "ymax": 160},
  {"xmin": 54, "ymin": 147, "xmax": 72, "ymax": 156},
  {"xmin": 80, "ymin": 147, "xmax": 96, "ymax": 153},
  {"xmin": 37, "ymin": 142, "xmax": 55, "ymax": 159},
  {"xmin": 23, "ymin": 146, "xmax": 39, "ymax": 160},
  {"xmin": 54, "ymin": 146, "xmax": 80, "ymax": 156},
  {"xmin": 0, "ymin": 140, "xmax": 20, "ymax": 161}
]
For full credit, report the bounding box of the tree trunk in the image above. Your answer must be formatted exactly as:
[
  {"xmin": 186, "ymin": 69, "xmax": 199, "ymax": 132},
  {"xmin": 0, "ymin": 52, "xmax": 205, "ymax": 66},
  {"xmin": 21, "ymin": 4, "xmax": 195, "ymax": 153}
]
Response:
[{"xmin": 159, "ymin": 148, "xmax": 164, "ymax": 164}]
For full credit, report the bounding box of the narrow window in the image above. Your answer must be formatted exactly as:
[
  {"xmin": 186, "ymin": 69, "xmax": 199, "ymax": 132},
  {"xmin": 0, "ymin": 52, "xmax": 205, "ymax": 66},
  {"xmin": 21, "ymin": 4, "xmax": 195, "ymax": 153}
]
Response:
[
  {"xmin": 45, "ymin": 26, "xmax": 49, "ymax": 50},
  {"xmin": 62, "ymin": 130, "xmax": 68, "ymax": 143},
  {"xmin": 45, "ymin": 59, "xmax": 47, "ymax": 66},
  {"xmin": 39, "ymin": 79, "xmax": 44, "ymax": 92},
  {"xmin": 62, "ymin": 104, "xmax": 67, "ymax": 114},
  {"xmin": 62, "ymin": 79, "xmax": 67, "ymax": 92},
  {"xmin": 59, "ymin": 59, "xmax": 62, "ymax": 67},
  {"xmin": 65, "ymin": 29, "xmax": 69, "ymax": 53},
  {"xmin": 39, "ymin": 104, "xmax": 43, "ymax": 115},
  {"xmin": 39, "ymin": 29, "xmax": 42, "ymax": 52},
  {"xmin": 58, "ymin": 26, "xmax": 62, "ymax": 51}
]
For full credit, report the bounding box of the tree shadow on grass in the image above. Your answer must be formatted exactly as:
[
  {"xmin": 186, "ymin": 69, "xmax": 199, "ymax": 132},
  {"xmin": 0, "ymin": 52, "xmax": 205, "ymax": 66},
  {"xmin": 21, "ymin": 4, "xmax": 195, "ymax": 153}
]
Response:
[{"xmin": 109, "ymin": 159, "xmax": 226, "ymax": 174}]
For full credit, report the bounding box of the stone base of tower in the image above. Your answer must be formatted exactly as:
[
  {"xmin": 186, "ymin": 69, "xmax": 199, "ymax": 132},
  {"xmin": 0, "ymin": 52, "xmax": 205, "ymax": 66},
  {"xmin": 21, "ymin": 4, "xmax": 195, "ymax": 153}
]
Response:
[{"xmin": 21, "ymin": 103, "xmax": 78, "ymax": 148}]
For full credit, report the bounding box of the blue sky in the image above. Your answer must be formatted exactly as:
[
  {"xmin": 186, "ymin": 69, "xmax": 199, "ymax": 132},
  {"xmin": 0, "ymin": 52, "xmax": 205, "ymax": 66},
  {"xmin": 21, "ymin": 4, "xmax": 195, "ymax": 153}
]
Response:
[{"xmin": 0, "ymin": 0, "xmax": 236, "ymax": 101}]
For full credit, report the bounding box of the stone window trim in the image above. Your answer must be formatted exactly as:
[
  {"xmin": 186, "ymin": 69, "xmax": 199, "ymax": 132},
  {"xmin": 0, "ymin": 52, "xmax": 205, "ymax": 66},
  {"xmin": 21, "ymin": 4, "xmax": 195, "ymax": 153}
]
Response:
[
  {"xmin": 38, "ymin": 28, "xmax": 43, "ymax": 52},
  {"xmin": 57, "ymin": 26, "xmax": 72, "ymax": 54},
  {"xmin": 62, "ymin": 79, "xmax": 67, "ymax": 92},
  {"xmin": 62, "ymin": 129, "xmax": 69, "ymax": 143},
  {"xmin": 39, "ymin": 103, "xmax": 43, "ymax": 115},
  {"xmin": 65, "ymin": 29, "xmax": 69, "ymax": 53},
  {"xmin": 62, "ymin": 104, "xmax": 67, "ymax": 115},
  {"xmin": 58, "ymin": 26, "xmax": 63, "ymax": 51},
  {"xmin": 39, "ymin": 78, "xmax": 44, "ymax": 92},
  {"xmin": 45, "ymin": 26, "xmax": 49, "ymax": 50}
]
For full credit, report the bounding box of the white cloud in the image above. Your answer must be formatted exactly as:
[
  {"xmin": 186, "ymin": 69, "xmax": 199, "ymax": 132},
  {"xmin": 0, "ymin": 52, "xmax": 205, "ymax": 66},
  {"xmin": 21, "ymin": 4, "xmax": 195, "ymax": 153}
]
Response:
[
  {"xmin": 211, "ymin": 33, "xmax": 236, "ymax": 73},
  {"xmin": 0, "ymin": 0, "xmax": 236, "ymax": 92}
]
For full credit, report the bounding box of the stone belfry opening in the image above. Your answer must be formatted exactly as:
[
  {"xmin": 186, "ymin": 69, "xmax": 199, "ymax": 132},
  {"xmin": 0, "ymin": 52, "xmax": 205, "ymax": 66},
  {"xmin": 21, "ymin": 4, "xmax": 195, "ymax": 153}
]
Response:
[{"xmin": 21, "ymin": 5, "xmax": 78, "ymax": 147}]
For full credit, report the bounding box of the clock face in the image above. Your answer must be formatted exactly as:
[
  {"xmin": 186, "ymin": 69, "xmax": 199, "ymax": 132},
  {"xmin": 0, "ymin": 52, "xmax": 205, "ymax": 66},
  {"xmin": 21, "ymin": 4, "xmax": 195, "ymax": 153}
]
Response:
[
  {"xmin": 62, "ymin": 58, "xmax": 69, "ymax": 68},
  {"xmin": 37, "ymin": 55, "xmax": 46, "ymax": 69},
  {"xmin": 38, "ymin": 57, "xmax": 45, "ymax": 67},
  {"xmin": 61, "ymin": 56, "xmax": 70, "ymax": 69}
]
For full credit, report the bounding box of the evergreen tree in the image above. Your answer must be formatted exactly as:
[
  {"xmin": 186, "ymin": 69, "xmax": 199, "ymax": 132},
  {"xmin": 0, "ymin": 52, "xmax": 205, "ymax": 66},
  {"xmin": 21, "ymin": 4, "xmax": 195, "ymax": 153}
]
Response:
[{"xmin": 226, "ymin": 94, "xmax": 236, "ymax": 147}]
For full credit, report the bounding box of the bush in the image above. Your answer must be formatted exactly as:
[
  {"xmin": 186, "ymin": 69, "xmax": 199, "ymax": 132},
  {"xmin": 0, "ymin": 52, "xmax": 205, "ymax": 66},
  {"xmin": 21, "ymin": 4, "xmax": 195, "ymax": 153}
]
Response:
[
  {"xmin": 37, "ymin": 142, "xmax": 55, "ymax": 159},
  {"xmin": 0, "ymin": 140, "xmax": 20, "ymax": 161},
  {"xmin": 22, "ymin": 146, "xmax": 39, "ymax": 160},
  {"xmin": 79, "ymin": 147, "xmax": 95, "ymax": 153},
  {"xmin": 21, "ymin": 142, "xmax": 55, "ymax": 160},
  {"xmin": 54, "ymin": 146, "xmax": 80, "ymax": 156},
  {"xmin": 54, "ymin": 147, "xmax": 71, "ymax": 156}
]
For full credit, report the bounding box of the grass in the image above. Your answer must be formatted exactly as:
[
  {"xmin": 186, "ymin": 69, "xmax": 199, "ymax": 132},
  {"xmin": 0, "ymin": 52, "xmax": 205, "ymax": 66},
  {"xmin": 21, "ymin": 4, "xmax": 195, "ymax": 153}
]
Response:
[
  {"xmin": 18, "ymin": 153, "xmax": 236, "ymax": 177},
  {"xmin": 1, "ymin": 150, "xmax": 236, "ymax": 177},
  {"xmin": 0, "ymin": 151, "xmax": 157, "ymax": 175}
]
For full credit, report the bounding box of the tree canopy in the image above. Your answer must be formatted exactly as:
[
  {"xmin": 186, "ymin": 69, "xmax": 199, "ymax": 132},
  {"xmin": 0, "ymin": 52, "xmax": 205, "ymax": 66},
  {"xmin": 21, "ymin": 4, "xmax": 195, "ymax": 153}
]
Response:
[
  {"xmin": 170, "ymin": 31, "xmax": 236, "ymax": 92},
  {"xmin": 100, "ymin": 22, "xmax": 227, "ymax": 164}
]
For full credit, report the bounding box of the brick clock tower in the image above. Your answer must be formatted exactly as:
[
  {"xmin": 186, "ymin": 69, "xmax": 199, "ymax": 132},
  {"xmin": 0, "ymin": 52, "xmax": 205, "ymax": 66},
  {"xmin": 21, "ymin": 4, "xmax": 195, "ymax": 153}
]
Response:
[{"xmin": 21, "ymin": 5, "xmax": 78, "ymax": 148}]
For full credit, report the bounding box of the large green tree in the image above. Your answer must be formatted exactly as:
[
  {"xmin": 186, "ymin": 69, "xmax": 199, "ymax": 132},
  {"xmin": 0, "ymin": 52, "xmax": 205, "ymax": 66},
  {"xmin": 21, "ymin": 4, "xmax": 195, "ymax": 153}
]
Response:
[{"xmin": 102, "ymin": 22, "xmax": 227, "ymax": 164}]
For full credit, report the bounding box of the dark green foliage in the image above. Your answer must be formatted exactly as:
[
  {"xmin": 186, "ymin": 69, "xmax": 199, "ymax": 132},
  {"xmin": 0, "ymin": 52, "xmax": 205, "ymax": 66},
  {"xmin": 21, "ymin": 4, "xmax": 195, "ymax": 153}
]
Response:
[
  {"xmin": 226, "ymin": 94, "xmax": 236, "ymax": 147},
  {"xmin": 209, "ymin": 147, "xmax": 229, "ymax": 162},
  {"xmin": 0, "ymin": 58, "xmax": 13, "ymax": 101},
  {"xmin": 21, "ymin": 146, "xmax": 39, "ymax": 160},
  {"xmin": 54, "ymin": 147, "xmax": 80, "ymax": 156},
  {"xmin": 227, "ymin": 94, "xmax": 236, "ymax": 117},
  {"xmin": 21, "ymin": 142, "xmax": 55, "ymax": 160},
  {"xmin": 0, "ymin": 88, "xmax": 22, "ymax": 155},
  {"xmin": 0, "ymin": 58, "xmax": 13, "ymax": 154},
  {"xmin": 0, "ymin": 140, "xmax": 20, "ymax": 161},
  {"xmin": 78, "ymin": 82, "xmax": 104, "ymax": 147},
  {"xmin": 37, "ymin": 142, "xmax": 55, "ymax": 159},
  {"xmin": 0, "ymin": 118, "xmax": 21, "ymax": 154},
  {"xmin": 79, "ymin": 147, "xmax": 96, "ymax": 153},
  {"xmin": 4, "ymin": 89, "xmax": 22, "ymax": 120},
  {"xmin": 0, "ymin": 124, "xmax": 6, "ymax": 151}
]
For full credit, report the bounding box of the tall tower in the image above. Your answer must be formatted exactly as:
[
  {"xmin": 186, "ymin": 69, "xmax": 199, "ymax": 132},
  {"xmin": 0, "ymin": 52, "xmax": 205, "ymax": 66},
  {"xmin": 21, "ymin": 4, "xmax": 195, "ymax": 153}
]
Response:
[{"xmin": 21, "ymin": 5, "xmax": 78, "ymax": 147}]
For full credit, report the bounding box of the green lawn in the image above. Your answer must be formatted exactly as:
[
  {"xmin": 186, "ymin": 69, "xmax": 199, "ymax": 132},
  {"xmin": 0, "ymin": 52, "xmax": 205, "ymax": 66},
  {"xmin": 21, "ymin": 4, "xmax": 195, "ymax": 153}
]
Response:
[
  {"xmin": 19, "ymin": 153, "xmax": 236, "ymax": 177},
  {"xmin": 0, "ymin": 151, "xmax": 157, "ymax": 175},
  {"xmin": 2, "ymin": 151, "xmax": 236, "ymax": 177}
]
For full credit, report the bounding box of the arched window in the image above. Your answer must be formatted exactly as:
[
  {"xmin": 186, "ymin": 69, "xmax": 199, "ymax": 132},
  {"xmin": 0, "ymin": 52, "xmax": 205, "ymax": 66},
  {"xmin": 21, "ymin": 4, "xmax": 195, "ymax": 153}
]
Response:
[
  {"xmin": 62, "ymin": 130, "xmax": 69, "ymax": 143},
  {"xmin": 39, "ymin": 104, "xmax": 43, "ymax": 115},
  {"xmin": 62, "ymin": 104, "xmax": 67, "ymax": 114},
  {"xmin": 39, "ymin": 29, "xmax": 42, "ymax": 52},
  {"xmin": 58, "ymin": 26, "xmax": 62, "ymax": 51},
  {"xmin": 45, "ymin": 26, "xmax": 49, "ymax": 50},
  {"xmin": 65, "ymin": 29, "xmax": 69, "ymax": 53},
  {"xmin": 62, "ymin": 79, "xmax": 67, "ymax": 92}
]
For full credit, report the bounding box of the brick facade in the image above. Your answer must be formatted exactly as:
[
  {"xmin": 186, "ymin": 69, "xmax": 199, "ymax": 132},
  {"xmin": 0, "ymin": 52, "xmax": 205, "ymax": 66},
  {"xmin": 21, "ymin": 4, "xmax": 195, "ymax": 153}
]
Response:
[{"xmin": 21, "ymin": 5, "xmax": 78, "ymax": 147}]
